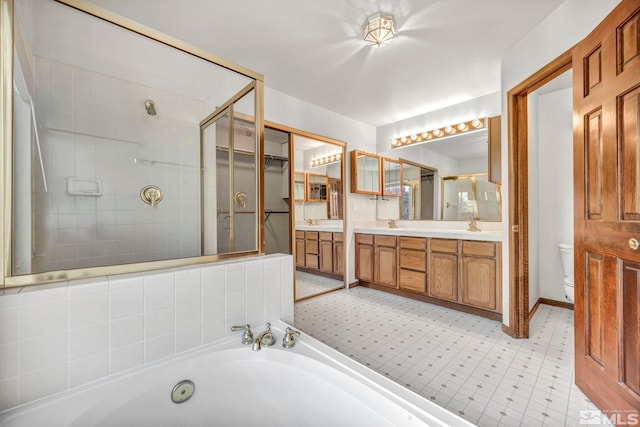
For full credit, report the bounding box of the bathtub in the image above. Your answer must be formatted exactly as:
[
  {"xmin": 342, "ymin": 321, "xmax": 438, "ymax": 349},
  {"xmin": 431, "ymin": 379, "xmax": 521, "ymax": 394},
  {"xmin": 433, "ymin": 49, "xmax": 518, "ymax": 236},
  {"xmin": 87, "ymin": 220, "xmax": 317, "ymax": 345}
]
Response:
[{"xmin": 0, "ymin": 321, "xmax": 472, "ymax": 427}]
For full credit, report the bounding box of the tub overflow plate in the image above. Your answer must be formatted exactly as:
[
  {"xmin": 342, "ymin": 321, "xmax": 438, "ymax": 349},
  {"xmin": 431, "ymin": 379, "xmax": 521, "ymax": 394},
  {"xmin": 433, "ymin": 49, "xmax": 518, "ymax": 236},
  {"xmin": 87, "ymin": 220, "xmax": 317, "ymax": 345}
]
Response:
[{"xmin": 171, "ymin": 379, "xmax": 195, "ymax": 404}]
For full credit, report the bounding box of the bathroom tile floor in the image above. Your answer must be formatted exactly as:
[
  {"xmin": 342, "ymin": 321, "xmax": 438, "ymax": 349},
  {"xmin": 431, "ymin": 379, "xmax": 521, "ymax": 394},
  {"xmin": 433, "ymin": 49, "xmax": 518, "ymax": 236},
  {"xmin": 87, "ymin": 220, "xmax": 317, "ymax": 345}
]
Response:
[
  {"xmin": 294, "ymin": 287, "xmax": 604, "ymax": 427},
  {"xmin": 295, "ymin": 271, "xmax": 344, "ymax": 300}
]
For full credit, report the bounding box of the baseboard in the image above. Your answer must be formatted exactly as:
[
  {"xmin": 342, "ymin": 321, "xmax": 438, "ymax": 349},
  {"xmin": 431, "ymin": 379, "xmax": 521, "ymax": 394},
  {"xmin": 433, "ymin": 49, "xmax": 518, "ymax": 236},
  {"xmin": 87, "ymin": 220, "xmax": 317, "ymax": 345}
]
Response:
[
  {"xmin": 529, "ymin": 298, "xmax": 542, "ymax": 318},
  {"xmin": 539, "ymin": 297, "xmax": 573, "ymax": 310},
  {"xmin": 348, "ymin": 280, "xmax": 361, "ymax": 289},
  {"xmin": 501, "ymin": 323, "xmax": 513, "ymax": 337}
]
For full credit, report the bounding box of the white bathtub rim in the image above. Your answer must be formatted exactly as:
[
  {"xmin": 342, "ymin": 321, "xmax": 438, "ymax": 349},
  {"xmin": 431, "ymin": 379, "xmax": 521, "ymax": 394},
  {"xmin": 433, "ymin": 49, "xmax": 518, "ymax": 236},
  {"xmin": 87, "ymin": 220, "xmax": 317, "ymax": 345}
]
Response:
[{"xmin": 0, "ymin": 320, "xmax": 473, "ymax": 427}]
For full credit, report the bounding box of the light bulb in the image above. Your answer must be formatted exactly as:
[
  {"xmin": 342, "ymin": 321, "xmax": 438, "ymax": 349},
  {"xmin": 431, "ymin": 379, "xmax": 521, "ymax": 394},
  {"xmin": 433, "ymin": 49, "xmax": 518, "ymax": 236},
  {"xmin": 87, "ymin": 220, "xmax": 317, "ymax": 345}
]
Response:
[
  {"xmin": 457, "ymin": 123, "xmax": 468, "ymax": 131},
  {"xmin": 471, "ymin": 119, "xmax": 482, "ymax": 128}
]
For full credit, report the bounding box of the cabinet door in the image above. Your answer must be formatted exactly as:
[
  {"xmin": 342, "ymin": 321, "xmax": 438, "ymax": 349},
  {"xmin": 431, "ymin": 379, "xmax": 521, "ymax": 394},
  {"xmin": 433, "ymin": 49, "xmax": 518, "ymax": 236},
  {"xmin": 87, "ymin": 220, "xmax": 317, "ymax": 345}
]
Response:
[
  {"xmin": 428, "ymin": 252, "xmax": 458, "ymax": 301},
  {"xmin": 319, "ymin": 240, "xmax": 333, "ymax": 272},
  {"xmin": 333, "ymin": 241, "xmax": 344, "ymax": 275},
  {"xmin": 461, "ymin": 256, "xmax": 497, "ymax": 311},
  {"xmin": 295, "ymin": 238, "xmax": 305, "ymax": 267},
  {"xmin": 355, "ymin": 243, "xmax": 374, "ymax": 282},
  {"xmin": 375, "ymin": 246, "xmax": 397, "ymax": 288}
]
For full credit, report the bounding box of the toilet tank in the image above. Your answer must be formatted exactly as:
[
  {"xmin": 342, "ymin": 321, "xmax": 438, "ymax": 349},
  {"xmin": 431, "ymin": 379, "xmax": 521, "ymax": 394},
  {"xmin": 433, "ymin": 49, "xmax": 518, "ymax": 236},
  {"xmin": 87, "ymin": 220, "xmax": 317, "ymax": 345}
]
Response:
[{"xmin": 558, "ymin": 242, "xmax": 574, "ymax": 280}]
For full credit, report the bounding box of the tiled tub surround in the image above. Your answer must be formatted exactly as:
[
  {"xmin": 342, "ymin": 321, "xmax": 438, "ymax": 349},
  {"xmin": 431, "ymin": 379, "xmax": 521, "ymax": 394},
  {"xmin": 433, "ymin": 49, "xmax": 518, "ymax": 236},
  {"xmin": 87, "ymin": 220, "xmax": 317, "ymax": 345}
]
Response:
[
  {"xmin": 0, "ymin": 254, "xmax": 293, "ymax": 411},
  {"xmin": 0, "ymin": 321, "xmax": 473, "ymax": 427}
]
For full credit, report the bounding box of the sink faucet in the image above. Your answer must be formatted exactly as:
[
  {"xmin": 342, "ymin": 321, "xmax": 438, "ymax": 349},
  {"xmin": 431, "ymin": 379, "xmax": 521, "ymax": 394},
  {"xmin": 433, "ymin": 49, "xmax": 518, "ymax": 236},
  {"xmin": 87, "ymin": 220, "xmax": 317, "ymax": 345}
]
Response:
[
  {"xmin": 306, "ymin": 218, "xmax": 314, "ymax": 226},
  {"xmin": 252, "ymin": 322, "xmax": 276, "ymax": 351},
  {"xmin": 467, "ymin": 218, "xmax": 481, "ymax": 232},
  {"xmin": 387, "ymin": 219, "xmax": 398, "ymax": 228}
]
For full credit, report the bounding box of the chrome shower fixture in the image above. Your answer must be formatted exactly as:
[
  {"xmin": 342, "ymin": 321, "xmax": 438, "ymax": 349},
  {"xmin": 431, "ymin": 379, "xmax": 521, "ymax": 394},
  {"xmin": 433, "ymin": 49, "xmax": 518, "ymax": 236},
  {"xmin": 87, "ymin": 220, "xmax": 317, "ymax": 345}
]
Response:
[{"xmin": 144, "ymin": 99, "xmax": 157, "ymax": 116}]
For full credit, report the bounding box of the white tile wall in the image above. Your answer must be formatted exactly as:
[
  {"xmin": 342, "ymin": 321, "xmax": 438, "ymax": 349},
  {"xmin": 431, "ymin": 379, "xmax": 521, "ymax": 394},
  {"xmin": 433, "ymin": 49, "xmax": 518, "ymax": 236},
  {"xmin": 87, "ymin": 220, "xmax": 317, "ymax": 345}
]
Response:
[
  {"xmin": 28, "ymin": 56, "xmax": 207, "ymax": 273},
  {"xmin": 0, "ymin": 254, "xmax": 293, "ymax": 412}
]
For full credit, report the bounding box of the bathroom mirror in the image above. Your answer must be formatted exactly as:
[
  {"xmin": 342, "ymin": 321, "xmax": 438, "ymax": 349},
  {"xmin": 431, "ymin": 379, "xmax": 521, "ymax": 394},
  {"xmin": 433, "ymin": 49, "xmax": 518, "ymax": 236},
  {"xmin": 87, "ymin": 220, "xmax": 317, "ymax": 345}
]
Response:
[
  {"xmin": 293, "ymin": 134, "xmax": 345, "ymax": 301},
  {"xmin": 306, "ymin": 173, "xmax": 329, "ymax": 202},
  {"xmin": 294, "ymin": 172, "xmax": 306, "ymax": 201},
  {"xmin": 6, "ymin": 0, "xmax": 262, "ymax": 284},
  {"xmin": 379, "ymin": 125, "xmax": 502, "ymax": 221},
  {"xmin": 441, "ymin": 174, "xmax": 501, "ymax": 221},
  {"xmin": 350, "ymin": 150, "xmax": 380, "ymax": 195},
  {"xmin": 382, "ymin": 158, "xmax": 402, "ymax": 197},
  {"xmin": 400, "ymin": 160, "xmax": 437, "ymax": 220}
]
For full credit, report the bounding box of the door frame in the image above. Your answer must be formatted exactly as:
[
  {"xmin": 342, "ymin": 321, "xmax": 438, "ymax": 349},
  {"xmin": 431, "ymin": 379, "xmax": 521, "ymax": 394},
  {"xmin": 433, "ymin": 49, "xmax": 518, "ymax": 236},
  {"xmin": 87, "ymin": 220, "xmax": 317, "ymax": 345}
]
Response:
[{"xmin": 506, "ymin": 48, "xmax": 573, "ymax": 338}]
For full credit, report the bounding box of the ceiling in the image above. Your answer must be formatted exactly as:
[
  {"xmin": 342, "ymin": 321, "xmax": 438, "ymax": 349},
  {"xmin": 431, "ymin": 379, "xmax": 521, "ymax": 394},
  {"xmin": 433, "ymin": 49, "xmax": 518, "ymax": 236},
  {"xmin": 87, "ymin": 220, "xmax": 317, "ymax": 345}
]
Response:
[{"xmin": 88, "ymin": 0, "xmax": 565, "ymax": 128}]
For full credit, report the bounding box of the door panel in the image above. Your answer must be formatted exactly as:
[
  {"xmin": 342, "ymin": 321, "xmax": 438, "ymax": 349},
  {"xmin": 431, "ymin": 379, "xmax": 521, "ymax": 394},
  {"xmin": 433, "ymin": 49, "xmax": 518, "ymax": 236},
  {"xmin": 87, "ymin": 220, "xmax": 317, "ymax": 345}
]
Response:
[{"xmin": 574, "ymin": 0, "xmax": 640, "ymax": 417}]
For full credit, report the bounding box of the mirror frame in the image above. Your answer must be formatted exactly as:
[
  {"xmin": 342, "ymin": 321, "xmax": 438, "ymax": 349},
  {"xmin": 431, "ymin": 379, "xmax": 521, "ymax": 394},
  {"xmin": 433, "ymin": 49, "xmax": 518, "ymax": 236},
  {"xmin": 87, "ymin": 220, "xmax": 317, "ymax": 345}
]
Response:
[
  {"xmin": 350, "ymin": 150, "xmax": 381, "ymax": 195},
  {"xmin": 1, "ymin": 0, "xmax": 265, "ymax": 287},
  {"xmin": 305, "ymin": 173, "xmax": 329, "ymax": 203}
]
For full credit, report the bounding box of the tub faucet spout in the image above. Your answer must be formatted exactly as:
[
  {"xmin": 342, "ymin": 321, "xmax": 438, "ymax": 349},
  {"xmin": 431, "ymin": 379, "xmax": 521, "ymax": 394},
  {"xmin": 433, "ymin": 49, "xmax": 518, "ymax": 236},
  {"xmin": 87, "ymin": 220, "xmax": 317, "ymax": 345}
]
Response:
[{"xmin": 252, "ymin": 322, "xmax": 276, "ymax": 351}]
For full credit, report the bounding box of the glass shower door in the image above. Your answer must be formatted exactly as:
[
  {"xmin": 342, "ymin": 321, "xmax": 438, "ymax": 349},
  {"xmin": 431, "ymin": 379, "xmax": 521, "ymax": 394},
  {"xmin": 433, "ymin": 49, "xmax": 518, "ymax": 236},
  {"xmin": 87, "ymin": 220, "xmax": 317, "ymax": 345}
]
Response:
[{"xmin": 201, "ymin": 88, "xmax": 258, "ymax": 255}]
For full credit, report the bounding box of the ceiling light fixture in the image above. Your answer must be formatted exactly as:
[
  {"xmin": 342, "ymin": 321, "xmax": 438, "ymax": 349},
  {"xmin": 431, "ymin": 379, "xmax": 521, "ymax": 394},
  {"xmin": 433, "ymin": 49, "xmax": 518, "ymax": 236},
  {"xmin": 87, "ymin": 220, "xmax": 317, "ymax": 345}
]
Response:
[
  {"xmin": 311, "ymin": 153, "xmax": 342, "ymax": 168},
  {"xmin": 390, "ymin": 118, "xmax": 487, "ymax": 148},
  {"xmin": 363, "ymin": 13, "xmax": 396, "ymax": 47}
]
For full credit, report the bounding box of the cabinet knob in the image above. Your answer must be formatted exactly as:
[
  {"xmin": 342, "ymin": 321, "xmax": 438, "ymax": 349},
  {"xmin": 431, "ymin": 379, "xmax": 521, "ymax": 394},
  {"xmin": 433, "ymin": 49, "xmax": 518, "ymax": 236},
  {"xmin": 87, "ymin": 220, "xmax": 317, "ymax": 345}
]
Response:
[{"xmin": 629, "ymin": 238, "xmax": 639, "ymax": 251}]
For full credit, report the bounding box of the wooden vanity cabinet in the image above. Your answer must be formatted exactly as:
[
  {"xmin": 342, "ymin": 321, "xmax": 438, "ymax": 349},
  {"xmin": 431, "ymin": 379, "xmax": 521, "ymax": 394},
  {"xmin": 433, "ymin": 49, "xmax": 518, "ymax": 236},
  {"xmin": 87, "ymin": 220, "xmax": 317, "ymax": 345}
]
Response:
[
  {"xmin": 304, "ymin": 231, "xmax": 319, "ymax": 269},
  {"xmin": 295, "ymin": 230, "xmax": 305, "ymax": 267},
  {"xmin": 355, "ymin": 234, "xmax": 375, "ymax": 282},
  {"xmin": 319, "ymin": 232, "xmax": 334, "ymax": 273},
  {"xmin": 428, "ymin": 239, "xmax": 459, "ymax": 302},
  {"xmin": 460, "ymin": 241, "xmax": 501, "ymax": 312},
  {"xmin": 297, "ymin": 230, "xmax": 344, "ymax": 280},
  {"xmin": 374, "ymin": 235, "xmax": 397, "ymax": 288},
  {"xmin": 398, "ymin": 237, "xmax": 426, "ymax": 293},
  {"xmin": 333, "ymin": 232, "xmax": 344, "ymax": 275},
  {"xmin": 355, "ymin": 233, "xmax": 502, "ymax": 319}
]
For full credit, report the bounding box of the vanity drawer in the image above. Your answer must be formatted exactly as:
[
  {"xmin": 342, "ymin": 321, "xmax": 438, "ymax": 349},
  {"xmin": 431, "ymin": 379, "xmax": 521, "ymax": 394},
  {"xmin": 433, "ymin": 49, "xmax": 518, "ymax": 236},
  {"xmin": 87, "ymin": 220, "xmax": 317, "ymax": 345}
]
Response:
[
  {"xmin": 399, "ymin": 269, "xmax": 426, "ymax": 293},
  {"xmin": 319, "ymin": 232, "xmax": 333, "ymax": 241},
  {"xmin": 430, "ymin": 239, "xmax": 458, "ymax": 253},
  {"xmin": 399, "ymin": 249, "xmax": 426, "ymax": 272},
  {"xmin": 305, "ymin": 231, "xmax": 319, "ymax": 240},
  {"xmin": 462, "ymin": 241, "xmax": 495, "ymax": 257},
  {"xmin": 399, "ymin": 237, "xmax": 426, "ymax": 250},
  {"xmin": 295, "ymin": 230, "xmax": 305, "ymax": 239},
  {"xmin": 306, "ymin": 240, "xmax": 319, "ymax": 254},
  {"xmin": 356, "ymin": 233, "xmax": 374, "ymax": 245},
  {"xmin": 374, "ymin": 235, "xmax": 397, "ymax": 247},
  {"xmin": 333, "ymin": 232, "xmax": 344, "ymax": 242}
]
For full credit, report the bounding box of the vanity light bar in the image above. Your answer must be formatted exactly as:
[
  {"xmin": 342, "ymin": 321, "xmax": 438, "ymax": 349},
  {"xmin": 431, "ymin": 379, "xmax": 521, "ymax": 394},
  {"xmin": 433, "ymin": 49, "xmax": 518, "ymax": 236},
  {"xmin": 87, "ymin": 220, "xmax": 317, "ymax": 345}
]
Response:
[
  {"xmin": 391, "ymin": 118, "xmax": 486, "ymax": 148},
  {"xmin": 311, "ymin": 153, "xmax": 342, "ymax": 167}
]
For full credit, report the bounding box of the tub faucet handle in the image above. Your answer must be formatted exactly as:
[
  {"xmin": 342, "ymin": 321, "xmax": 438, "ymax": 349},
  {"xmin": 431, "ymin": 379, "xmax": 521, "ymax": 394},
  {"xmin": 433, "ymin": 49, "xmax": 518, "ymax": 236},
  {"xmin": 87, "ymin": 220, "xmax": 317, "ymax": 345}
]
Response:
[
  {"xmin": 230, "ymin": 324, "xmax": 254, "ymax": 345},
  {"xmin": 282, "ymin": 327, "xmax": 301, "ymax": 349}
]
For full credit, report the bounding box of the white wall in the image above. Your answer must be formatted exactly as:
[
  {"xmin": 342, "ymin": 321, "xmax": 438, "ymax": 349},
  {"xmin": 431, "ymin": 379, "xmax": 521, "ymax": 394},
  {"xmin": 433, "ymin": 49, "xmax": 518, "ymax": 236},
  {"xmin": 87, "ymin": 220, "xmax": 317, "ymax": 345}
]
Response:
[
  {"xmin": 537, "ymin": 87, "xmax": 574, "ymax": 302},
  {"xmin": 0, "ymin": 254, "xmax": 293, "ymax": 411},
  {"xmin": 500, "ymin": 0, "xmax": 621, "ymax": 321}
]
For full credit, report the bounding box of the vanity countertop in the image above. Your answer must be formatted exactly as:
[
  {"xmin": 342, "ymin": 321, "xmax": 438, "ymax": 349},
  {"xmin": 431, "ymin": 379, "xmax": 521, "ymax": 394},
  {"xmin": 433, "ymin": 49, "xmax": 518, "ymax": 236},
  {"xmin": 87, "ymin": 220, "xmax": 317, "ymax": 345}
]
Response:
[
  {"xmin": 353, "ymin": 227, "xmax": 503, "ymax": 242},
  {"xmin": 296, "ymin": 225, "xmax": 343, "ymax": 232}
]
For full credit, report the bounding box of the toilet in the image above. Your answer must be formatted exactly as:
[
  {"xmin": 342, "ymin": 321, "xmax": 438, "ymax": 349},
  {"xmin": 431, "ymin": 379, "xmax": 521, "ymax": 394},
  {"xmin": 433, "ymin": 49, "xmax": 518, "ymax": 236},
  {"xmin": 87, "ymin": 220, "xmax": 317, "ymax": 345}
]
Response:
[{"xmin": 558, "ymin": 242, "xmax": 574, "ymax": 303}]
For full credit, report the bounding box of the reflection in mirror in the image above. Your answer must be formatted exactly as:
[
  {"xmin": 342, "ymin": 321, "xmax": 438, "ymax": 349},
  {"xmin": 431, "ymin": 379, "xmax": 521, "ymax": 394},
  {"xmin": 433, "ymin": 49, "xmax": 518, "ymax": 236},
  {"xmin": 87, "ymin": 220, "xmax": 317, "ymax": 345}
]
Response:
[
  {"xmin": 441, "ymin": 174, "xmax": 501, "ymax": 221},
  {"xmin": 9, "ymin": 0, "xmax": 259, "ymax": 280},
  {"xmin": 382, "ymin": 124, "xmax": 503, "ymax": 221},
  {"xmin": 382, "ymin": 158, "xmax": 402, "ymax": 197},
  {"xmin": 294, "ymin": 172, "xmax": 305, "ymax": 201},
  {"xmin": 293, "ymin": 135, "xmax": 345, "ymax": 301},
  {"xmin": 350, "ymin": 150, "xmax": 380, "ymax": 194},
  {"xmin": 306, "ymin": 173, "xmax": 329, "ymax": 202},
  {"xmin": 400, "ymin": 161, "xmax": 437, "ymax": 220}
]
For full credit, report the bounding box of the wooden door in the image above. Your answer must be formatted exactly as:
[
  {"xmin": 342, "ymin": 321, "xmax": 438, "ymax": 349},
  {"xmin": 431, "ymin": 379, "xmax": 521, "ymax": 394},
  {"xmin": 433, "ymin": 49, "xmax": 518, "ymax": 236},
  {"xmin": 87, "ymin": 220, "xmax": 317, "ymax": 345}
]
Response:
[
  {"xmin": 428, "ymin": 252, "xmax": 458, "ymax": 301},
  {"xmin": 374, "ymin": 246, "xmax": 397, "ymax": 288},
  {"xmin": 573, "ymin": 0, "xmax": 640, "ymax": 419}
]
